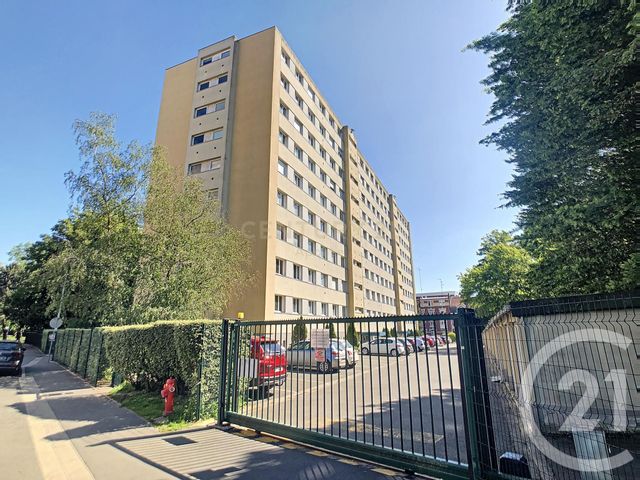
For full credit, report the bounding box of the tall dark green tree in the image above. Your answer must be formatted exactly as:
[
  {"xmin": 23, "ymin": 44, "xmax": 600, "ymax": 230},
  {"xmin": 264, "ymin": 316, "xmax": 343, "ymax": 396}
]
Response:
[{"xmin": 469, "ymin": 1, "xmax": 639, "ymax": 294}]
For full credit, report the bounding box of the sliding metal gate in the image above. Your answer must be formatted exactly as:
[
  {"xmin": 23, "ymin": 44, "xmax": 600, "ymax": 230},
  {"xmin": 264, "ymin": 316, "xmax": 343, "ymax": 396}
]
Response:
[{"xmin": 219, "ymin": 312, "xmax": 486, "ymax": 479}]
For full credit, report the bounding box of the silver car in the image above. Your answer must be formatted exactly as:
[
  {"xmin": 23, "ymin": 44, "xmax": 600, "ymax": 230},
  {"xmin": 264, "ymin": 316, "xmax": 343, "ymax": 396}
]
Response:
[
  {"xmin": 286, "ymin": 340, "xmax": 347, "ymax": 373},
  {"xmin": 360, "ymin": 338, "xmax": 406, "ymax": 356}
]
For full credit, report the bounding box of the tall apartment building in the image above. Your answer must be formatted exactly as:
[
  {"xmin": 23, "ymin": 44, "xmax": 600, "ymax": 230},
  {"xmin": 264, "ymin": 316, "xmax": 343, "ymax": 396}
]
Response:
[{"xmin": 155, "ymin": 27, "xmax": 416, "ymax": 320}]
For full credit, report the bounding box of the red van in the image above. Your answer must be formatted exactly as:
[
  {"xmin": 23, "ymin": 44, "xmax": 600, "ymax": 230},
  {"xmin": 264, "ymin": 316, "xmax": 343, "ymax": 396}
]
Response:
[{"xmin": 250, "ymin": 336, "xmax": 287, "ymax": 390}]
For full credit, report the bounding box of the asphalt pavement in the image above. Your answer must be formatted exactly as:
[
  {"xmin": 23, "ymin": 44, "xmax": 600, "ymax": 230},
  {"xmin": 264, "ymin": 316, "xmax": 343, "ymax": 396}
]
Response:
[{"xmin": 0, "ymin": 345, "xmax": 413, "ymax": 479}]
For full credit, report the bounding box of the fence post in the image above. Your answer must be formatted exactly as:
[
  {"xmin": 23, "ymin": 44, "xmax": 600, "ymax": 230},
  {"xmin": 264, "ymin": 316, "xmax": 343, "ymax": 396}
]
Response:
[
  {"xmin": 217, "ymin": 318, "xmax": 230, "ymax": 426},
  {"xmin": 456, "ymin": 309, "xmax": 497, "ymax": 479}
]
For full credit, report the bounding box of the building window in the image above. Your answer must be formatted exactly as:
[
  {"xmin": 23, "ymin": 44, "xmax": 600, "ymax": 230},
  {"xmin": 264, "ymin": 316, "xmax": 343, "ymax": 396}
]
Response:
[
  {"xmin": 280, "ymin": 103, "xmax": 289, "ymax": 118},
  {"xmin": 294, "ymin": 201, "xmax": 303, "ymax": 217},
  {"xmin": 308, "ymin": 300, "xmax": 316, "ymax": 315},
  {"xmin": 307, "ymin": 239, "xmax": 316, "ymax": 254},
  {"xmin": 281, "ymin": 50, "xmax": 290, "ymax": 66},
  {"xmin": 294, "ymin": 118, "xmax": 303, "ymax": 134},
  {"xmin": 275, "ymin": 258, "xmax": 285, "ymax": 276},
  {"xmin": 279, "ymin": 130, "xmax": 288, "ymax": 146},
  {"xmin": 278, "ymin": 159, "xmax": 288, "ymax": 176},
  {"xmin": 296, "ymin": 70, "xmax": 304, "ymax": 84},
  {"xmin": 333, "ymin": 305, "xmax": 340, "ymax": 317},
  {"xmin": 307, "ymin": 184, "xmax": 316, "ymax": 199},
  {"xmin": 321, "ymin": 246, "xmax": 328, "ymax": 260},
  {"xmin": 321, "ymin": 274, "xmax": 329, "ymax": 288},
  {"xmin": 308, "ymin": 269, "xmax": 316, "ymax": 284},
  {"xmin": 294, "ymin": 173, "xmax": 303, "ymax": 188},
  {"xmin": 308, "ymin": 160, "xmax": 316, "ymax": 174},
  {"xmin": 200, "ymin": 49, "xmax": 230, "ymax": 66},
  {"xmin": 277, "ymin": 190, "xmax": 287, "ymax": 208},
  {"xmin": 197, "ymin": 73, "xmax": 228, "ymax": 91},
  {"xmin": 292, "ymin": 298, "xmax": 301, "ymax": 314},
  {"xmin": 195, "ymin": 100, "xmax": 225, "ymax": 119},
  {"xmin": 293, "ymin": 231, "xmax": 303, "ymax": 248},
  {"xmin": 281, "ymin": 76, "xmax": 290, "ymax": 92},
  {"xmin": 276, "ymin": 224, "xmax": 287, "ymax": 241},
  {"xmin": 188, "ymin": 162, "xmax": 203, "ymax": 174},
  {"xmin": 307, "ymin": 211, "xmax": 315, "ymax": 226},
  {"xmin": 275, "ymin": 295, "xmax": 284, "ymax": 313},
  {"xmin": 294, "ymin": 145, "xmax": 303, "ymax": 160},
  {"xmin": 320, "ymin": 220, "xmax": 327, "ymax": 233},
  {"xmin": 293, "ymin": 264, "xmax": 302, "ymax": 280},
  {"xmin": 191, "ymin": 129, "xmax": 223, "ymax": 145},
  {"xmin": 321, "ymin": 303, "xmax": 329, "ymax": 316}
]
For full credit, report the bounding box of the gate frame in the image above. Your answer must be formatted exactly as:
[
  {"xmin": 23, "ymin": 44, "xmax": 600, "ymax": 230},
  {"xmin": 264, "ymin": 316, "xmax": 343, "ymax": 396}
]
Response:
[{"xmin": 218, "ymin": 313, "xmax": 495, "ymax": 480}]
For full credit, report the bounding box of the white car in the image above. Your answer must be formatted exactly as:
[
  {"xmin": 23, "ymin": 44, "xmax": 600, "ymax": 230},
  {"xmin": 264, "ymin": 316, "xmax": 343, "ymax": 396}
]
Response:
[
  {"xmin": 360, "ymin": 338, "xmax": 406, "ymax": 356},
  {"xmin": 286, "ymin": 340, "xmax": 347, "ymax": 373}
]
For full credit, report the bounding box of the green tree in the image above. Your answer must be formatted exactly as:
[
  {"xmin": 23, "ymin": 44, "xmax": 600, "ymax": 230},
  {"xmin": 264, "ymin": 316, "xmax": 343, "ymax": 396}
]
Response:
[
  {"xmin": 134, "ymin": 154, "xmax": 251, "ymax": 321},
  {"xmin": 324, "ymin": 323, "xmax": 337, "ymax": 339},
  {"xmin": 291, "ymin": 321, "xmax": 307, "ymax": 344},
  {"xmin": 345, "ymin": 322, "xmax": 359, "ymax": 347},
  {"xmin": 459, "ymin": 230, "xmax": 535, "ymax": 317},
  {"xmin": 469, "ymin": 2, "xmax": 639, "ymax": 294},
  {"xmin": 2, "ymin": 231, "xmax": 66, "ymax": 331},
  {"xmin": 44, "ymin": 113, "xmax": 148, "ymax": 326}
]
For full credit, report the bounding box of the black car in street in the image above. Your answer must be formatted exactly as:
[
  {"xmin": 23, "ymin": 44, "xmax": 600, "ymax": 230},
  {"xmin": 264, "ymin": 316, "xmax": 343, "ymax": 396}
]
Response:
[{"xmin": 0, "ymin": 341, "xmax": 25, "ymax": 375}]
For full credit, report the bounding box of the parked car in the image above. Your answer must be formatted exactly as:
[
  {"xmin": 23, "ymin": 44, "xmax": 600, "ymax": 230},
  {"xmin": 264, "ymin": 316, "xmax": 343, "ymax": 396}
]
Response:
[
  {"xmin": 397, "ymin": 339, "xmax": 414, "ymax": 354},
  {"xmin": 250, "ymin": 336, "xmax": 287, "ymax": 389},
  {"xmin": 424, "ymin": 335, "xmax": 436, "ymax": 348},
  {"xmin": 286, "ymin": 340, "xmax": 347, "ymax": 373},
  {"xmin": 336, "ymin": 339, "xmax": 359, "ymax": 367},
  {"xmin": 360, "ymin": 338, "xmax": 406, "ymax": 356},
  {"xmin": 408, "ymin": 337, "xmax": 426, "ymax": 352},
  {"xmin": 0, "ymin": 341, "xmax": 25, "ymax": 375}
]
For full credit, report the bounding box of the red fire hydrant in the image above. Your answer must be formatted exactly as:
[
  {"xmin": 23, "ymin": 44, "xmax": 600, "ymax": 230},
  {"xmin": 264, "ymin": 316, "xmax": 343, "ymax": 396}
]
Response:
[{"xmin": 161, "ymin": 377, "xmax": 176, "ymax": 416}]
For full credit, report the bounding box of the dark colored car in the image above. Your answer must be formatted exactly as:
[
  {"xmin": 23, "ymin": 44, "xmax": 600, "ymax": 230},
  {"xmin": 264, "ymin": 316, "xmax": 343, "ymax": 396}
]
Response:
[
  {"xmin": 0, "ymin": 341, "xmax": 25, "ymax": 375},
  {"xmin": 250, "ymin": 336, "xmax": 287, "ymax": 389}
]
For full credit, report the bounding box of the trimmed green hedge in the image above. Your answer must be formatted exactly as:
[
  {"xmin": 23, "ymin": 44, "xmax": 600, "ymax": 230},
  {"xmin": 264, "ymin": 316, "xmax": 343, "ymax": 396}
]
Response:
[{"xmin": 42, "ymin": 320, "xmax": 223, "ymax": 420}]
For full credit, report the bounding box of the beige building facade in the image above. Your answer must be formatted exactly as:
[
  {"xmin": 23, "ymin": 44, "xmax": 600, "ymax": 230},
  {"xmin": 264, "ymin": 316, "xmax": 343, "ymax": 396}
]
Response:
[{"xmin": 155, "ymin": 27, "xmax": 416, "ymax": 321}]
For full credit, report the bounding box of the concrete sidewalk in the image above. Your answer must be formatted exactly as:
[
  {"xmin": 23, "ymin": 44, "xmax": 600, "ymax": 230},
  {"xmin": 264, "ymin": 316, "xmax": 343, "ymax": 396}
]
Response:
[{"xmin": 0, "ymin": 345, "xmax": 409, "ymax": 480}]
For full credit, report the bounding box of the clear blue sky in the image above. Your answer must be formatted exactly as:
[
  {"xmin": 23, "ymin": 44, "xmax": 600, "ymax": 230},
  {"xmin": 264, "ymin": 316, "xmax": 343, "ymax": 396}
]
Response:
[{"xmin": 0, "ymin": 0, "xmax": 515, "ymax": 292}]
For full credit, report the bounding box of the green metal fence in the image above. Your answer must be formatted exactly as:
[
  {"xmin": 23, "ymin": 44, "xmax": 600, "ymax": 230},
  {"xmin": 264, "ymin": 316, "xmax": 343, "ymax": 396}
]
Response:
[{"xmin": 478, "ymin": 292, "xmax": 639, "ymax": 479}]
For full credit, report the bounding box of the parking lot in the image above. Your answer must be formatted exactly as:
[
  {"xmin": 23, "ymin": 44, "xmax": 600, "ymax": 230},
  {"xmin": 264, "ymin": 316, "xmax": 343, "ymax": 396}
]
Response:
[{"xmin": 234, "ymin": 345, "xmax": 467, "ymax": 466}]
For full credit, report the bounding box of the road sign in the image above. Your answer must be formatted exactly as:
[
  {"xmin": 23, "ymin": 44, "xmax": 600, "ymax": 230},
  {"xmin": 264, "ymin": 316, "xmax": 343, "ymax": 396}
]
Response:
[
  {"xmin": 48, "ymin": 332, "xmax": 56, "ymax": 341},
  {"xmin": 314, "ymin": 348, "xmax": 326, "ymax": 362},
  {"xmin": 310, "ymin": 328, "xmax": 330, "ymax": 349},
  {"xmin": 49, "ymin": 317, "xmax": 63, "ymax": 330}
]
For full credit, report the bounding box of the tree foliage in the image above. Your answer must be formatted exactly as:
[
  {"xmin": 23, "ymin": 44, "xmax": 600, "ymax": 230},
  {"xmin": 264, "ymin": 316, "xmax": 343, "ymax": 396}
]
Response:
[
  {"xmin": 345, "ymin": 322, "xmax": 359, "ymax": 347},
  {"xmin": 134, "ymin": 155, "xmax": 251, "ymax": 321},
  {"xmin": 291, "ymin": 322, "xmax": 308, "ymax": 344},
  {"xmin": 459, "ymin": 230, "xmax": 536, "ymax": 317},
  {"xmin": 4, "ymin": 113, "xmax": 251, "ymax": 329},
  {"xmin": 469, "ymin": 1, "xmax": 639, "ymax": 294}
]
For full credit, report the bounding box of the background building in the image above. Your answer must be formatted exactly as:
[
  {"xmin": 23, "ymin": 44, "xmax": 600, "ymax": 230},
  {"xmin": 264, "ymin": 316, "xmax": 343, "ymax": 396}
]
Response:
[
  {"xmin": 155, "ymin": 27, "xmax": 416, "ymax": 320},
  {"xmin": 416, "ymin": 291, "xmax": 462, "ymax": 334}
]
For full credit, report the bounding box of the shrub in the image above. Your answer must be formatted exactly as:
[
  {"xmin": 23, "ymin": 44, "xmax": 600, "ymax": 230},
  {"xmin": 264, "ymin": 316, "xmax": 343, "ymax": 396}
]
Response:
[
  {"xmin": 291, "ymin": 322, "xmax": 307, "ymax": 344},
  {"xmin": 345, "ymin": 322, "xmax": 360, "ymax": 347},
  {"xmin": 448, "ymin": 332, "xmax": 457, "ymax": 343}
]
